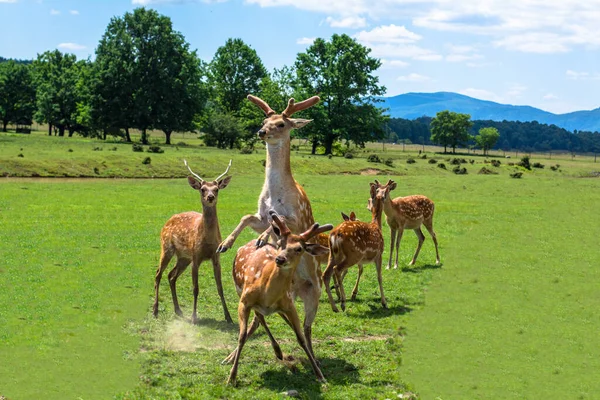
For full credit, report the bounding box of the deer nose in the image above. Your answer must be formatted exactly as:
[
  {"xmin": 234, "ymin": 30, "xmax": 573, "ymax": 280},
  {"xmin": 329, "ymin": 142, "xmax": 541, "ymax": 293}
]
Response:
[
  {"xmin": 258, "ymin": 129, "xmax": 266, "ymax": 139},
  {"xmin": 275, "ymin": 255, "xmax": 286, "ymax": 265},
  {"xmin": 207, "ymin": 194, "xmax": 215, "ymax": 202}
]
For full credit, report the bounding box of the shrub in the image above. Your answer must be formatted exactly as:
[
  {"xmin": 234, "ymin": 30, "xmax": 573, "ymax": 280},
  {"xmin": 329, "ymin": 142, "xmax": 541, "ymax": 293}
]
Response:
[
  {"xmin": 437, "ymin": 163, "xmax": 447, "ymax": 169},
  {"xmin": 508, "ymin": 162, "xmax": 515, "ymax": 166},
  {"xmin": 260, "ymin": 159, "xmax": 266, "ymax": 167},
  {"xmin": 68, "ymin": 149, "xmax": 74, "ymax": 153},
  {"xmin": 109, "ymin": 146, "xmax": 117, "ymax": 151},
  {"xmin": 453, "ymin": 166, "xmax": 468, "ymax": 174},
  {"xmin": 419, "ymin": 154, "xmax": 427, "ymax": 159},
  {"xmin": 132, "ymin": 143, "xmax": 144, "ymax": 152},
  {"xmin": 510, "ymin": 172, "xmax": 523, "ymax": 178},
  {"xmin": 239, "ymin": 146, "xmax": 253, "ymax": 154},
  {"xmin": 93, "ymin": 146, "xmax": 103, "ymax": 151},
  {"xmin": 478, "ymin": 167, "xmax": 498, "ymax": 175},
  {"xmin": 367, "ymin": 154, "xmax": 381, "ymax": 163},
  {"xmin": 328, "ymin": 153, "xmax": 333, "ymax": 159},
  {"xmin": 147, "ymin": 145, "xmax": 164, "ymax": 154},
  {"xmin": 532, "ymin": 162, "xmax": 545, "ymax": 169},
  {"xmin": 469, "ymin": 159, "xmax": 475, "ymax": 164},
  {"xmin": 406, "ymin": 158, "xmax": 416, "ymax": 164},
  {"xmin": 176, "ymin": 141, "xmax": 188, "ymax": 147},
  {"xmin": 550, "ymin": 164, "xmax": 560, "ymax": 171},
  {"xmin": 491, "ymin": 159, "xmax": 501, "ymax": 167},
  {"xmin": 428, "ymin": 158, "xmax": 437, "ymax": 164},
  {"xmin": 17, "ymin": 153, "xmax": 24, "ymax": 158},
  {"xmin": 517, "ymin": 155, "xmax": 531, "ymax": 170},
  {"xmin": 344, "ymin": 152, "xmax": 354, "ymax": 159},
  {"xmin": 93, "ymin": 167, "xmax": 100, "ymax": 174},
  {"xmin": 291, "ymin": 144, "xmax": 300, "ymax": 151},
  {"xmin": 384, "ymin": 158, "xmax": 394, "ymax": 167},
  {"xmin": 142, "ymin": 157, "xmax": 152, "ymax": 165}
]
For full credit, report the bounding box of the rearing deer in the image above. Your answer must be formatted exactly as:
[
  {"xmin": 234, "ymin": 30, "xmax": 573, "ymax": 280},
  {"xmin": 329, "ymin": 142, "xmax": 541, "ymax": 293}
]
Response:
[
  {"xmin": 371, "ymin": 179, "xmax": 440, "ymax": 268},
  {"xmin": 216, "ymin": 95, "xmax": 323, "ymax": 356},
  {"xmin": 153, "ymin": 160, "xmax": 233, "ymax": 324},
  {"xmin": 225, "ymin": 211, "xmax": 332, "ymax": 386}
]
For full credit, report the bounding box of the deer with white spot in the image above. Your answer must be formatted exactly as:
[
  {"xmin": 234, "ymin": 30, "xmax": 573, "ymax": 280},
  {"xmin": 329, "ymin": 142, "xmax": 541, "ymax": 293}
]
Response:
[
  {"xmin": 224, "ymin": 210, "xmax": 332, "ymax": 386},
  {"xmin": 371, "ymin": 179, "xmax": 440, "ymax": 268},
  {"xmin": 216, "ymin": 94, "xmax": 324, "ymax": 356},
  {"xmin": 153, "ymin": 160, "xmax": 233, "ymax": 324},
  {"xmin": 323, "ymin": 184, "xmax": 387, "ymax": 312}
]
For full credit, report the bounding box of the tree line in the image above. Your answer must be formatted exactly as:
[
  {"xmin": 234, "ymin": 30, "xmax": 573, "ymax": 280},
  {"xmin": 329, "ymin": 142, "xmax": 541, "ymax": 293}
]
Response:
[{"xmin": 0, "ymin": 7, "xmax": 386, "ymax": 154}]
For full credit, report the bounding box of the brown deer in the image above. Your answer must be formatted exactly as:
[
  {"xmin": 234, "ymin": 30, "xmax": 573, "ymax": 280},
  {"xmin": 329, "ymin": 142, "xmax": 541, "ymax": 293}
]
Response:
[
  {"xmin": 153, "ymin": 160, "xmax": 233, "ymax": 324},
  {"xmin": 216, "ymin": 94, "xmax": 323, "ymax": 356},
  {"xmin": 371, "ymin": 179, "xmax": 440, "ymax": 268},
  {"xmin": 225, "ymin": 210, "xmax": 331, "ymax": 386},
  {"xmin": 323, "ymin": 185, "xmax": 387, "ymax": 313}
]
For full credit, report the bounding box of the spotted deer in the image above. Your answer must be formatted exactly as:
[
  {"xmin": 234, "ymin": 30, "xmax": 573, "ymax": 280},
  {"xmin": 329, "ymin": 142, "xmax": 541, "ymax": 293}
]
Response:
[
  {"xmin": 216, "ymin": 94, "xmax": 323, "ymax": 356},
  {"xmin": 323, "ymin": 185, "xmax": 387, "ymax": 312},
  {"xmin": 153, "ymin": 160, "xmax": 233, "ymax": 324},
  {"xmin": 371, "ymin": 179, "xmax": 440, "ymax": 268},
  {"xmin": 224, "ymin": 211, "xmax": 332, "ymax": 386}
]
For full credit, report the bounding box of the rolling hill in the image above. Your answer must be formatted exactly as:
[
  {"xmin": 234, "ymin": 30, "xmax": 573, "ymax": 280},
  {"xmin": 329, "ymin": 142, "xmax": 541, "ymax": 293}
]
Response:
[{"xmin": 379, "ymin": 92, "xmax": 600, "ymax": 132}]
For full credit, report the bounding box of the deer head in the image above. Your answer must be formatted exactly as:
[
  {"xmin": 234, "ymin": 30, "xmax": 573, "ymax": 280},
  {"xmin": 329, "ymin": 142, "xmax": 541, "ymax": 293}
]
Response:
[
  {"xmin": 184, "ymin": 159, "xmax": 232, "ymax": 207},
  {"xmin": 268, "ymin": 210, "xmax": 331, "ymax": 268},
  {"xmin": 368, "ymin": 179, "xmax": 397, "ymax": 211},
  {"xmin": 247, "ymin": 95, "xmax": 320, "ymax": 145}
]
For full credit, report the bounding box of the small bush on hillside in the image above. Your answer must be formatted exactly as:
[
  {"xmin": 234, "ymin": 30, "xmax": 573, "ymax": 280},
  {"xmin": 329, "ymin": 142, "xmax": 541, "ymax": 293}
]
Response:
[
  {"xmin": 93, "ymin": 147, "xmax": 103, "ymax": 151},
  {"xmin": 428, "ymin": 158, "xmax": 438, "ymax": 164},
  {"xmin": 453, "ymin": 166, "xmax": 468, "ymax": 174},
  {"xmin": 550, "ymin": 164, "xmax": 560, "ymax": 171},
  {"xmin": 533, "ymin": 162, "xmax": 545, "ymax": 169},
  {"xmin": 109, "ymin": 146, "xmax": 117, "ymax": 151},
  {"xmin": 510, "ymin": 172, "xmax": 523, "ymax": 178},
  {"xmin": 419, "ymin": 154, "xmax": 427, "ymax": 159},
  {"xmin": 469, "ymin": 159, "xmax": 475, "ymax": 164},
  {"xmin": 142, "ymin": 157, "xmax": 152, "ymax": 165},
  {"xmin": 176, "ymin": 141, "xmax": 188, "ymax": 147},
  {"xmin": 491, "ymin": 159, "xmax": 501, "ymax": 167},
  {"xmin": 406, "ymin": 158, "xmax": 416, "ymax": 164},
  {"xmin": 450, "ymin": 158, "xmax": 468, "ymax": 165},
  {"xmin": 384, "ymin": 158, "xmax": 394, "ymax": 167},
  {"xmin": 291, "ymin": 144, "xmax": 300, "ymax": 151},
  {"xmin": 132, "ymin": 143, "xmax": 144, "ymax": 152},
  {"xmin": 239, "ymin": 146, "xmax": 253, "ymax": 154},
  {"xmin": 93, "ymin": 167, "xmax": 100, "ymax": 174},
  {"xmin": 17, "ymin": 153, "xmax": 24, "ymax": 158},
  {"xmin": 68, "ymin": 149, "xmax": 73, "ymax": 153},
  {"xmin": 367, "ymin": 154, "xmax": 381, "ymax": 163},
  {"xmin": 147, "ymin": 145, "xmax": 164, "ymax": 154},
  {"xmin": 260, "ymin": 159, "xmax": 266, "ymax": 167},
  {"xmin": 478, "ymin": 167, "xmax": 498, "ymax": 175},
  {"xmin": 344, "ymin": 152, "xmax": 354, "ymax": 159},
  {"xmin": 517, "ymin": 155, "xmax": 531, "ymax": 170},
  {"xmin": 438, "ymin": 163, "xmax": 447, "ymax": 169}
]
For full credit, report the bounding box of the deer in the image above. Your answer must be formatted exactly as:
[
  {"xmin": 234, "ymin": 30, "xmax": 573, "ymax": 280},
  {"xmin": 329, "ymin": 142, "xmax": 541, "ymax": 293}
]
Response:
[
  {"xmin": 152, "ymin": 160, "xmax": 233, "ymax": 324},
  {"xmin": 323, "ymin": 184, "xmax": 387, "ymax": 313},
  {"xmin": 371, "ymin": 179, "xmax": 440, "ymax": 269},
  {"xmin": 216, "ymin": 94, "xmax": 324, "ymax": 356},
  {"xmin": 225, "ymin": 210, "xmax": 332, "ymax": 386}
]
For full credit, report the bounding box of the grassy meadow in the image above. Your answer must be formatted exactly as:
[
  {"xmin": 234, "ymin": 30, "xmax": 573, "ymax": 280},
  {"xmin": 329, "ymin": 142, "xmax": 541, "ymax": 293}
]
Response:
[{"xmin": 1, "ymin": 129, "xmax": 599, "ymax": 399}]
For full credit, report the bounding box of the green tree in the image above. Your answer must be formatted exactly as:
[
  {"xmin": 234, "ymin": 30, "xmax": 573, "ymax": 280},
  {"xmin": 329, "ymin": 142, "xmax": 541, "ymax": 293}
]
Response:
[
  {"xmin": 294, "ymin": 34, "xmax": 387, "ymax": 155},
  {"xmin": 202, "ymin": 111, "xmax": 245, "ymax": 149},
  {"xmin": 208, "ymin": 38, "xmax": 267, "ymax": 115},
  {"xmin": 33, "ymin": 50, "xmax": 80, "ymax": 136},
  {"xmin": 0, "ymin": 61, "xmax": 36, "ymax": 132},
  {"xmin": 430, "ymin": 110, "xmax": 473, "ymax": 153},
  {"xmin": 475, "ymin": 126, "xmax": 500, "ymax": 156},
  {"xmin": 93, "ymin": 7, "xmax": 206, "ymax": 144}
]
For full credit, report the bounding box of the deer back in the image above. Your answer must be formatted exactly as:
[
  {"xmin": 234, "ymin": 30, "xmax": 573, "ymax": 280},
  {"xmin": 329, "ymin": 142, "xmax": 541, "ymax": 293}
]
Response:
[
  {"xmin": 390, "ymin": 195, "xmax": 435, "ymax": 227},
  {"xmin": 329, "ymin": 220, "xmax": 384, "ymax": 266}
]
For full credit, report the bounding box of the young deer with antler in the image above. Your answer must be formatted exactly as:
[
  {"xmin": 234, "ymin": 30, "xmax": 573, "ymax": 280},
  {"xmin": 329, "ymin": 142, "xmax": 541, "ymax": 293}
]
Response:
[
  {"xmin": 372, "ymin": 179, "xmax": 440, "ymax": 268},
  {"xmin": 225, "ymin": 211, "xmax": 331, "ymax": 386},
  {"xmin": 153, "ymin": 160, "xmax": 233, "ymax": 324},
  {"xmin": 323, "ymin": 186, "xmax": 387, "ymax": 313},
  {"xmin": 216, "ymin": 94, "xmax": 324, "ymax": 355}
]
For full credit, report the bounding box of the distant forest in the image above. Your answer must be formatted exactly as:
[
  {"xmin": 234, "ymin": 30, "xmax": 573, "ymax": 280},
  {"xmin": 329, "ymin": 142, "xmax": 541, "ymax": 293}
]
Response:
[{"xmin": 385, "ymin": 117, "xmax": 600, "ymax": 154}]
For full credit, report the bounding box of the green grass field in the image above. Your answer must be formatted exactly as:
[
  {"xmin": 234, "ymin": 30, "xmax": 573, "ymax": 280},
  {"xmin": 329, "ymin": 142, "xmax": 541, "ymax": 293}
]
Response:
[{"xmin": 1, "ymin": 130, "xmax": 599, "ymax": 399}]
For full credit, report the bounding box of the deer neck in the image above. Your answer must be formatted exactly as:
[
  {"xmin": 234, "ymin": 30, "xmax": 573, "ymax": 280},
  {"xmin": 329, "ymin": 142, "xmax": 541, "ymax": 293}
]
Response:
[
  {"xmin": 382, "ymin": 196, "xmax": 394, "ymax": 217},
  {"xmin": 371, "ymin": 200, "xmax": 384, "ymax": 229},
  {"xmin": 265, "ymin": 138, "xmax": 294, "ymax": 187},
  {"xmin": 200, "ymin": 204, "xmax": 220, "ymax": 239}
]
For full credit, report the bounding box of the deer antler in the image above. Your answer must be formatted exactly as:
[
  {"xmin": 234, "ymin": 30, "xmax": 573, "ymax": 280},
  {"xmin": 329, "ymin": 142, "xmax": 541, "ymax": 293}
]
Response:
[
  {"xmin": 214, "ymin": 159, "xmax": 232, "ymax": 182},
  {"xmin": 282, "ymin": 96, "xmax": 320, "ymax": 118},
  {"xmin": 247, "ymin": 95, "xmax": 275, "ymax": 116},
  {"xmin": 269, "ymin": 210, "xmax": 291, "ymax": 237},
  {"xmin": 300, "ymin": 223, "xmax": 333, "ymax": 241},
  {"xmin": 386, "ymin": 179, "xmax": 395, "ymax": 187},
  {"xmin": 184, "ymin": 159, "xmax": 204, "ymax": 182}
]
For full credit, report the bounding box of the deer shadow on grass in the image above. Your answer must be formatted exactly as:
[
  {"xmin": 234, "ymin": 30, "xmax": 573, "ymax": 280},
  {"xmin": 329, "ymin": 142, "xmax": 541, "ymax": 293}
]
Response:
[
  {"xmin": 401, "ymin": 262, "xmax": 443, "ymax": 273},
  {"xmin": 190, "ymin": 316, "xmax": 237, "ymax": 333},
  {"xmin": 353, "ymin": 302, "xmax": 413, "ymax": 319},
  {"xmin": 259, "ymin": 356, "xmax": 359, "ymax": 398}
]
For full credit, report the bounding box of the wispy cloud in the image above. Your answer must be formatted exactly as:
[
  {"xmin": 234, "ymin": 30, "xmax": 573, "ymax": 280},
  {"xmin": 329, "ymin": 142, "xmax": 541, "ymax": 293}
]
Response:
[
  {"xmin": 58, "ymin": 42, "xmax": 86, "ymax": 51},
  {"xmin": 325, "ymin": 16, "xmax": 366, "ymax": 28},
  {"xmin": 50, "ymin": 9, "xmax": 60, "ymax": 15},
  {"xmin": 69, "ymin": 10, "xmax": 79, "ymax": 15},
  {"xmin": 0, "ymin": 0, "xmax": 18, "ymax": 3},
  {"xmin": 543, "ymin": 93, "xmax": 559, "ymax": 100},
  {"xmin": 381, "ymin": 59, "xmax": 410, "ymax": 68},
  {"xmin": 132, "ymin": 0, "xmax": 226, "ymax": 4},
  {"xmin": 355, "ymin": 25, "xmax": 441, "ymax": 61},
  {"xmin": 354, "ymin": 25, "xmax": 421, "ymax": 44},
  {"xmin": 296, "ymin": 37, "xmax": 315, "ymax": 45},
  {"xmin": 459, "ymin": 88, "xmax": 503, "ymax": 103},
  {"xmin": 397, "ymin": 73, "xmax": 431, "ymax": 82},
  {"xmin": 566, "ymin": 70, "xmax": 600, "ymax": 80}
]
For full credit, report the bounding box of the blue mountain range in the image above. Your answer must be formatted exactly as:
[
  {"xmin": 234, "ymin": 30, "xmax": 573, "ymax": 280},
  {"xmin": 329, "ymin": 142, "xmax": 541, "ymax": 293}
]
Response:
[{"xmin": 379, "ymin": 92, "xmax": 600, "ymax": 133}]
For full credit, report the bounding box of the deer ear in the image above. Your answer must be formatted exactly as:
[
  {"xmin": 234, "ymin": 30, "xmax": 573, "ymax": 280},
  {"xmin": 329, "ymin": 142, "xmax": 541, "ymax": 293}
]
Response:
[
  {"xmin": 289, "ymin": 118, "xmax": 312, "ymax": 129},
  {"xmin": 217, "ymin": 175, "xmax": 232, "ymax": 189},
  {"xmin": 341, "ymin": 212, "xmax": 350, "ymax": 221},
  {"xmin": 370, "ymin": 184, "xmax": 377, "ymax": 198},
  {"xmin": 304, "ymin": 243, "xmax": 329, "ymax": 257},
  {"xmin": 350, "ymin": 211, "xmax": 356, "ymax": 220},
  {"xmin": 367, "ymin": 198, "xmax": 373, "ymax": 211},
  {"xmin": 188, "ymin": 176, "xmax": 203, "ymax": 190}
]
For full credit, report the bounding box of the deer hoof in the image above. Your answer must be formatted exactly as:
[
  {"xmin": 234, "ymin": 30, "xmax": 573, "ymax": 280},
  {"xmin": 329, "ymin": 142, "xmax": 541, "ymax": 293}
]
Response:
[{"xmin": 216, "ymin": 244, "xmax": 229, "ymax": 253}]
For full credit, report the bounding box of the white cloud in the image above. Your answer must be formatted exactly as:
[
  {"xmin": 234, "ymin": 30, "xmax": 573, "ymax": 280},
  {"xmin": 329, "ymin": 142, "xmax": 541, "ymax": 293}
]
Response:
[
  {"xmin": 58, "ymin": 43, "xmax": 86, "ymax": 51},
  {"xmin": 354, "ymin": 24, "xmax": 421, "ymax": 44},
  {"xmin": 459, "ymin": 88, "xmax": 503, "ymax": 103},
  {"xmin": 566, "ymin": 69, "xmax": 600, "ymax": 80},
  {"xmin": 132, "ymin": 0, "xmax": 225, "ymax": 4},
  {"xmin": 0, "ymin": 0, "xmax": 18, "ymax": 3},
  {"xmin": 50, "ymin": 9, "xmax": 60, "ymax": 15},
  {"xmin": 397, "ymin": 73, "xmax": 431, "ymax": 82},
  {"xmin": 543, "ymin": 93, "xmax": 559, "ymax": 100},
  {"xmin": 381, "ymin": 59, "xmax": 409, "ymax": 68},
  {"xmin": 368, "ymin": 43, "xmax": 442, "ymax": 61},
  {"xmin": 69, "ymin": 10, "xmax": 79, "ymax": 15},
  {"xmin": 296, "ymin": 37, "xmax": 315, "ymax": 45},
  {"xmin": 325, "ymin": 16, "xmax": 366, "ymax": 28}
]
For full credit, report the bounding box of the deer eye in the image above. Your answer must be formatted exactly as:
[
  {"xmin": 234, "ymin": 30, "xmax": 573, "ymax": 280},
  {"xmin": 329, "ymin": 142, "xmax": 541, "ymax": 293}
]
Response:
[
  {"xmin": 277, "ymin": 123, "xmax": 285, "ymax": 128},
  {"xmin": 295, "ymin": 247, "xmax": 302, "ymax": 253}
]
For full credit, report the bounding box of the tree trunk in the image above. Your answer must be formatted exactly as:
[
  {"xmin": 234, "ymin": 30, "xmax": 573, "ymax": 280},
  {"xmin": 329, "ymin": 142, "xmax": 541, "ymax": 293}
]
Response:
[
  {"xmin": 452, "ymin": 145, "xmax": 456, "ymax": 154},
  {"xmin": 311, "ymin": 139, "xmax": 318, "ymax": 155},
  {"xmin": 125, "ymin": 128, "xmax": 131, "ymax": 143},
  {"xmin": 68, "ymin": 127, "xmax": 74, "ymax": 137},
  {"xmin": 324, "ymin": 136, "xmax": 335, "ymax": 156},
  {"xmin": 58, "ymin": 125, "xmax": 65, "ymax": 137},
  {"xmin": 102, "ymin": 129, "xmax": 107, "ymax": 141},
  {"xmin": 48, "ymin": 124, "xmax": 52, "ymax": 136},
  {"xmin": 164, "ymin": 130, "xmax": 172, "ymax": 145},
  {"xmin": 2, "ymin": 120, "xmax": 7, "ymax": 132},
  {"xmin": 141, "ymin": 128, "xmax": 148, "ymax": 144}
]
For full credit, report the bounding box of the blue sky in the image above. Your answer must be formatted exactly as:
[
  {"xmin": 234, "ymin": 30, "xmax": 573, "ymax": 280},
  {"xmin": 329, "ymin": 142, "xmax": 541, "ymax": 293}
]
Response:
[{"xmin": 1, "ymin": 0, "xmax": 599, "ymax": 114}]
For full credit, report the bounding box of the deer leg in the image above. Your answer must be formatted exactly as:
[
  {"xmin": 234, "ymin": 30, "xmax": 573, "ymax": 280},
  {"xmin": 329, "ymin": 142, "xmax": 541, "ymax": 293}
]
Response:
[
  {"xmin": 211, "ymin": 254, "xmax": 233, "ymax": 323},
  {"xmin": 394, "ymin": 228, "xmax": 404, "ymax": 269},
  {"xmin": 227, "ymin": 303, "xmax": 251, "ymax": 386},
  {"xmin": 255, "ymin": 313, "xmax": 283, "ymax": 361},
  {"xmin": 387, "ymin": 228, "xmax": 396, "ymax": 270},
  {"xmin": 335, "ymin": 267, "xmax": 348, "ymax": 312},
  {"xmin": 281, "ymin": 303, "xmax": 326, "ymax": 383},
  {"xmin": 217, "ymin": 213, "xmax": 269, "ymax": 253},
  {"xmin": 350, "ymin": 264, "xmax": 364, "ymax": 301},
  {"xmin": 333, "ymin": 269, "xmax": 346, "ymax": 300},
  {"xmin": 153, "ymin": 247, "xmax": 174, "ymax": 317},
  {"xmin": 424, "ymin": 218, "xmax": 440, "ymax": 265},
  {"xmin": 256, "ymin": 225, "xmax": 273, "ymax": 248},
  {"xmin": 323, "ymin": 258, "xmax": 341, "ymax": 313},
  {"xmin": 409, "ymin": 227, "xmax": 426, "ymax": 266},
  {"xmin": 191, "ymin": 260, "xmax": 201, "ymax": 324},
  {"xmin": 222, "ymin": 314, "xmax": 260, "ymax": 365},
  {"xmin": 375, "ymin": 255, "xmax": 388, "ymax": 309},
  {"xmin": 168, "ymin": 257, "xmax": 191, "ymax": 317}
]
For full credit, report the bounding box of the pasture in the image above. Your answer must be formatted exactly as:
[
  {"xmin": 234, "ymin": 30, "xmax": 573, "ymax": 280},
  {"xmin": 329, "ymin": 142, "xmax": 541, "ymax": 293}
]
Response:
[{"xmin": 1, "ymin": 131, "xmax": 599, "ymax": 399}]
